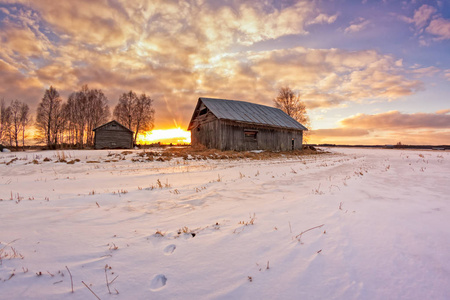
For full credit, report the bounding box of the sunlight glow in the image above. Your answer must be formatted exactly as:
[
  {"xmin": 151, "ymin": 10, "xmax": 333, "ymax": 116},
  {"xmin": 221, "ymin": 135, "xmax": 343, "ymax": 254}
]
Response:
[{"xmin": 137, "ymin": 128, "xmax": 191, "ymax": 145}]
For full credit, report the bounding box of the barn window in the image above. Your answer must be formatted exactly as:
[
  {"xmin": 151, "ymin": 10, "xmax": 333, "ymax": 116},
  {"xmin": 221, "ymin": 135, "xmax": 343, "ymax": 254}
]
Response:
[
  {"xmin": 244, "ymin": 129, "xmax": 258, "ymax": 139},
  {"xmin": 199, "ymin": 108, "xmax": 208, "ymax": 116}
]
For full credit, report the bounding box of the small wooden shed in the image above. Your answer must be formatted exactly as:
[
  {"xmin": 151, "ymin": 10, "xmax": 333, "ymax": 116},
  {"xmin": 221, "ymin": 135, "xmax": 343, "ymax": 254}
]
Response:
[
  {"xmin": 93, "ymin": 120, "xmax": 134, "ymax": 149},
  {"xmin": 188, "ymin": 98, "xmax": 308, "ymax": 151}
]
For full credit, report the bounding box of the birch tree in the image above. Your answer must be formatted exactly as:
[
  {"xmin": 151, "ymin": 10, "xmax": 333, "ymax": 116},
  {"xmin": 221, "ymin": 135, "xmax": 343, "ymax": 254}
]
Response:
[
  {"xmin": 7, "ymin": 100, "xmax": 30, "ymax": 149},
  {"xmin": 0, "ymin": 100, "xmax": 12, "ymax": 146},
  {"xmin": 113, "ymin": 91, "xmax": 154, "ymax": 144},
  {"xmin": 20, "ymin": 102, "xmax": 30, "ymax": 150},
  {"xmin": 36, "ymin": 86, "xmax": 63, "ymax": 147},
  {"xmin": 64, "ymin": 85, "xmax": 110, "ymax": 147},
  {"xmin": 0, "ymin": 99, "xmax": 6, "ymax": 144}
]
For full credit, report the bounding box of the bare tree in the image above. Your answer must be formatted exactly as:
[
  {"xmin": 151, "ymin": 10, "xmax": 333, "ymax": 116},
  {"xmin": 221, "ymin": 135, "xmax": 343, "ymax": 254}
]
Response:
[
  {"xmin": 5, "ymin": 100, "xmax": 30, "ymax": 150},
  {"xmin": 85, "ymin": 87, "xmax": 110, "ymax": 146},
  {"xmin": 1, "ymin": 100, "xmax": 12, "ymax": 146},
  {"xmin": 36, "ymin": 86, "xmax": 63, "ymax": 148},
  {"xmin": 133, "ymin": 93, "xmax": 155, "ymax": 144},
  {"xmin": 114, "ymin": 91, "xmax": 154, "ymax": 144},
  {"xmin": 0, "ymin": 99, "xmax": 6, "ymax": 144},
  {"xmin": 274, "ymin": 87, "xmax": 310, "ymax": 127},
  {"xmin": 9, "ymin": 100, "xmax": 22, "ymax": 148},
  {"xmin": 61, "ymin": 99, "xmax": 78, "ymax": 146},
  {"xmin": 64, "ymin": 85, "xmax": 110, "ymax": 147},
  {"xmin": 113, "ymin": 91, "xmax": 135, "ymax": 130},
  {"xmin": 20, "ymin": 102, "xmax": 30, "ymax": 150}
]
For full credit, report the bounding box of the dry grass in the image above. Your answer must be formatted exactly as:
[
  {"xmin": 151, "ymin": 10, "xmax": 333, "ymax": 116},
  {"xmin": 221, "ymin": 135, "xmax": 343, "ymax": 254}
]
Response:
[
  {"xmin": 238, "ymin": 213, "xmax": 256, "ymax": 226},
  {"xmin": 161, "ymin": 145, "xmax": 326, "ymax": 161},
  {"xmin": 294, "ymin": 224, "xmax": 325, "ymax": 243},
  {"xmin": 0, "ymin": 240, "xmax": 24, "ymax": 265}
]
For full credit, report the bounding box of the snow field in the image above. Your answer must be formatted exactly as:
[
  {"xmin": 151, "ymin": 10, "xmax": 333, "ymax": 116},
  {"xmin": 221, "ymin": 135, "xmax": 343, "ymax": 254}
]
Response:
[{"xmin": 0, "ymin": 148, "xmax": 449, "ymax": 299}]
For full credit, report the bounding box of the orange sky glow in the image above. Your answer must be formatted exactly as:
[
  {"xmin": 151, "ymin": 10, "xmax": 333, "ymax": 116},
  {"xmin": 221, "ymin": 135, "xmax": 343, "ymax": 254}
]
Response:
[{"xmin": 137, "ymin": 128, "xmax": 191, "ymax": 145}]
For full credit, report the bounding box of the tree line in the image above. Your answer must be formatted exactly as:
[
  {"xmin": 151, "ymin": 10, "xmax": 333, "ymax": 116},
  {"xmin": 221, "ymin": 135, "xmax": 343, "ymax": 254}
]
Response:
[
  {"xmin": 1, "ymin": 85, "xmax": 308, "ymax": 150},
  {"xmin": 0, "ymin": 85, "xmax": 154, "ymax": 149},
  {"xmin": 0, "ymin": 99, "xmax": 31, "ymax": 150}
]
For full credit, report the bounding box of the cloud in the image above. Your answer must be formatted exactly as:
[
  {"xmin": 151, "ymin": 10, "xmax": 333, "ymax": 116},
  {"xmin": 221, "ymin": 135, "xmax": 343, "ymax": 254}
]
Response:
[
  {"xmin": 410, "ymin": 66, "xmax": 440, "ymax": 77},
  {"xmin": 310, "ymin": 128, "xmax": 450, "ymax": 145},
  {"xmin": 191, "ymin": 47, "xmax": 423, "ymax": 113},
  {"xmin": 344, "ymin": 18, "xmax": 370, "ymax": 34},
  {"xmin": 445, "ymin": 70, "xmax": 450, "ymax": 81},
  {"xmin": 0, "ymin": 8, "xmax": 53, "ymax": 70},
  {"xmin": 411, "ymin": 4, "xmax": 436, "ymax": 30},
  {"xmin": 10, "ymin": 0, "xmax": 316, "ymax": 52},
  {"xmin": 426, "ymin": 17, "xmax": 450, "ymax": 40},
  {"xmin": 307, "ymin": 13, "xmax": 338, "ymax": 25},
  {"xmin": 398, "ymin": 4, "xmax": 450, "ymax": 43},
  {"xmin": 311, "ymin": 128, "xmax": 369, "ymax": 138},
  {"xmin": 0, "ymin": 59, "xmax": 43, "ymax": 109},
  {"xmin": 436, "ymin": 109, "xmax": 450, "ymax": 115},
  {"xmin": 339, "ymin": 111, "xmax": 450, "ymax": 130},
  {"xmin": 310, "ymin": 110, "xmax": 450, "ymax": 145},
  {"xmin": 0, "ymin": 0, "xmax": 434, "ymax": 129}
]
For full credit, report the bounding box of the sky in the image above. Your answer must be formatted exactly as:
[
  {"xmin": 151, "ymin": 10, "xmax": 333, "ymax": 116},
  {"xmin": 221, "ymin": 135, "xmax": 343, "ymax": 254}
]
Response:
[{"xmin": 0, "ymin": 0, "xmax": 449, "ymax": 145}]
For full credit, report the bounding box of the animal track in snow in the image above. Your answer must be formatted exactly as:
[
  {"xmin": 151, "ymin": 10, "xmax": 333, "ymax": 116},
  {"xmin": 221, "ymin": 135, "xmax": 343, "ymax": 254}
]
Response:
[
  {"xmin": 150, "ymin": 274, "xmax": 167, "ymax": 291},
  {"xmin": 164, "ymin": 244, "xmax": 176, "ymax": 255}
]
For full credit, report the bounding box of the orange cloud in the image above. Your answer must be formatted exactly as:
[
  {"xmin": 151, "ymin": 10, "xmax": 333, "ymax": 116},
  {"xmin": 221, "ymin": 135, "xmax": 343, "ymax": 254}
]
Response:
[
  {"xmin": 340, "ymin": 111, "xmax": 450, "ymax": 130},
  {"xmin": 310, "ymin": 129, "xmax": 450, "ymax": 145},
  {"xmin": 309, "ymin": 110, "xmax": 450, "ymax": 145},
  {"xmin": 307, "ymin": 13, "xmax": 338, "ymax": 25},
  {"xmin": 0, "ymin": 59, "xmax": 43, "ymax": 108},
  {"xmin": 311, "ymin": 128, "xmax": 369, "ymax": 137}
]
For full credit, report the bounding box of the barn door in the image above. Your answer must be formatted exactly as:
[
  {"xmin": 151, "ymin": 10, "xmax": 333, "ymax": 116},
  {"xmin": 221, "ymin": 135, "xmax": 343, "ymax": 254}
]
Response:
[{"xmin": 244, "ymin": 129, "xmax": 258, "ymax": 150}]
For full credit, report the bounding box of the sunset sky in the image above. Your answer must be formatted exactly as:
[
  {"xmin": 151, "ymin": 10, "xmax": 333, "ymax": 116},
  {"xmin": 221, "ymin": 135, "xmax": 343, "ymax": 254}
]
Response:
[{"xmin": 0, "ymin": 0, "xmax": 449, "ymax": 145}]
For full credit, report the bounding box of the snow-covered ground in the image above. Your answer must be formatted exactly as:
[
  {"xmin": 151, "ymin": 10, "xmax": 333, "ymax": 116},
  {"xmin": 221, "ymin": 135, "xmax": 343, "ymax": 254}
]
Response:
[{"xmin": 1, "ymin": 147, "xmax": 449, "ymax": 300}]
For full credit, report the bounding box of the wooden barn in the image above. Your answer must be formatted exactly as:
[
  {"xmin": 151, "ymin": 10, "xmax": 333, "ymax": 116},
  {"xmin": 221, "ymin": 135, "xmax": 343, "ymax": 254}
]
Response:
[
  {"xmin": 188, "ymin": 98, "xmax": 308, "ymax": 151},
  {"xmin": 93, "ymin": 120, "xmax": 134, "ymax": 149}
]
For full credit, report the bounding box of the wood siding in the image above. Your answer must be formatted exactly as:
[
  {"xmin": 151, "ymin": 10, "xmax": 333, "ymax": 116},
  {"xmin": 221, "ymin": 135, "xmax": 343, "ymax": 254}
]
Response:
[
  {"xmin": 191, "ymin": 118, "xmax": 303, "ymax": 151},
  {"xmin": 94, "ymin": 122, "xmax": 133, "ymax": 149},
  {"xmin": 191, "ymin": 119, "xmax": 222, "ymax": 149}
]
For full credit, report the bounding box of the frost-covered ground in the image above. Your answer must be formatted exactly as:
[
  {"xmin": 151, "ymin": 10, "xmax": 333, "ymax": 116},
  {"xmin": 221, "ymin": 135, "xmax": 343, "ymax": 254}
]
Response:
[{"xmin": 0, "ymin": 147, "xmax": 449, "ymax": 300}]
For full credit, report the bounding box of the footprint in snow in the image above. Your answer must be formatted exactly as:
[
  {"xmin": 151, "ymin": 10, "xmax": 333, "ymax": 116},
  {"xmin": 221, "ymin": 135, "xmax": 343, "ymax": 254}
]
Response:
[
  {"xmin": 150, "ymin": 274, "xmax": 167, "ymax": 291},
  {"xmin": 164, "ymin": 244, "xmax": 176, "ymax": 255}
]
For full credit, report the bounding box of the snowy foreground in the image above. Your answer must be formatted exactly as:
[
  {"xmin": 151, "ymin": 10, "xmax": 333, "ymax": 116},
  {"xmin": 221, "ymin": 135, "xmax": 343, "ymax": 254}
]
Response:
[{"xmin": 0, "ymin": 147, "xmax": 449, "ymax": 300}]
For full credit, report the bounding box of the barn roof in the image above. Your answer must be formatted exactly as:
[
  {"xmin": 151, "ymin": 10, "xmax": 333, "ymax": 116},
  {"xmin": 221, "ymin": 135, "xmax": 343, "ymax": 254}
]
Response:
[
  {"xmin": 92, "ymin": 120, "xmax": 133, "ymax": 133},
  {"xmin": 189, "ymin": 97, "xmax": 308, "ymax": 131}
]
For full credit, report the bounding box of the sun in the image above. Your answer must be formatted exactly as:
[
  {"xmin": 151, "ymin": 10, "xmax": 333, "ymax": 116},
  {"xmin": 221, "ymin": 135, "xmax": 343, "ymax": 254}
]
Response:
[{"xmin": 137, "ymin": 128, "xmax": 191, "ymax": 145}]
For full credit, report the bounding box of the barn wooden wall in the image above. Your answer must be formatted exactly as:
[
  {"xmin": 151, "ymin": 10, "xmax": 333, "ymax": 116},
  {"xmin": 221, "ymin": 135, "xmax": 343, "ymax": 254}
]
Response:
[
  {"xmin": 94, "ymin": 123, "xmax": 133, "ymax": 149},
  {"xmin": 219, "ymin": 121, "xmax": 303, "ymax": 151},
  {"xmin": 191, "ymin": 119, "xmax": 221, "ymax": 149},
  {"xmin": 191, "ymin": 118, "xmax": 303, "ymax": 151}
]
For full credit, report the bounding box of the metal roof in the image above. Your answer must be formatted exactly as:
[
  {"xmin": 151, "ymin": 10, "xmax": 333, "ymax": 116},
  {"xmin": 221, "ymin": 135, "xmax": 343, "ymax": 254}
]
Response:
[
  {"xmin": 92, "ymin": 120, "xmax": 133, "ymax": 133},
  {"xmin": 194, "ymin": 97, "xmax": 308, "ymax": 131}
]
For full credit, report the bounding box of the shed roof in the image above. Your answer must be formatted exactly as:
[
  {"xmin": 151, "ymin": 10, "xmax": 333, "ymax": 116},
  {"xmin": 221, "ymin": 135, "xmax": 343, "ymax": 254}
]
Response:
[
  {"xmin": 92, "ymin": 120, "xmax": 133, "ymax": 133},
  {"xmin": 189, "ymin": 97, "xmax": 308, "ymax": 131}
]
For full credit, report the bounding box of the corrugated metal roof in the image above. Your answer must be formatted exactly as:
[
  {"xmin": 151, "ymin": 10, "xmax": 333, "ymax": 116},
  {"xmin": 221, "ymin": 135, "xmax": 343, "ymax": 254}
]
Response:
[
  {"xmin": 198, "ymin": 97, "xmax": 308, "ymax": 131},
  {"xmin": 92, "ymin": 120, "xmax": 133, "ymax": 133}
]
